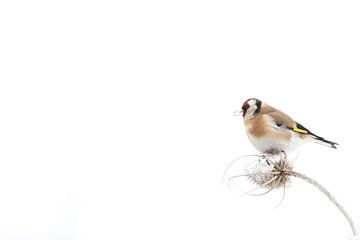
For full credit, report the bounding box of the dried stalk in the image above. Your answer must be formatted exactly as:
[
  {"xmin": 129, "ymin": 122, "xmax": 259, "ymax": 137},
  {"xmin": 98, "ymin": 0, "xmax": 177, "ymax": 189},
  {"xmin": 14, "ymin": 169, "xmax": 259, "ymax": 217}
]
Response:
[
  {"xmin": 227, "ymin": 154, "xmax": 358, "ymax": 237},
  {"xmin": 289, "ymin": 171, "xmax": 358, "ymax": 236}
]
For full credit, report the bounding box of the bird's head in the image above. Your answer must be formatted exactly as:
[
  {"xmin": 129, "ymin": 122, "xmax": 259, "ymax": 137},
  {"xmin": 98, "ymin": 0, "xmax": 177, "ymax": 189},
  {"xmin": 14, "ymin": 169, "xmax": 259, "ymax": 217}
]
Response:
[{"xmin": 241, "ymin": 98, "xmax": 262, "ymax": 118}]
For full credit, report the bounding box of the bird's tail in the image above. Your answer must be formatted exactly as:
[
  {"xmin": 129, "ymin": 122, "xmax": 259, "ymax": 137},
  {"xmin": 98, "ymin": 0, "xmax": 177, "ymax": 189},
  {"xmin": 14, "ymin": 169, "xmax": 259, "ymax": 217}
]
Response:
[{"xmin": 310, "ymin": 134, "xmax": 339, "ymax": 149}]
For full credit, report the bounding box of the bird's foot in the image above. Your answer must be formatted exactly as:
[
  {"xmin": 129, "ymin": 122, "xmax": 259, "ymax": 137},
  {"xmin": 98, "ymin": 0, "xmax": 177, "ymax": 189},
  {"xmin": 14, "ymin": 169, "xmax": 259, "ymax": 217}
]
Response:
[
  {"xmin": 264, "ymin": 149, "xmax": 282, "ymax": 155},
  {"xmin": 263, "ymin": 149, "xmax": 287, "ymax": 161}
]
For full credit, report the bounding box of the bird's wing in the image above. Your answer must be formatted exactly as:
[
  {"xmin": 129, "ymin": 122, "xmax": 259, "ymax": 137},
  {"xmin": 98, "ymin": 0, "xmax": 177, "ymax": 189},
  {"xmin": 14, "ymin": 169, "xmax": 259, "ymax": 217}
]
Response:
[
  {"xmin": 263, "ymin": 106, "xmax": 338, "ymax": 148},
  {"xmin": 266, "ymin": 111, "xmax": 309, "ymax": 134}
]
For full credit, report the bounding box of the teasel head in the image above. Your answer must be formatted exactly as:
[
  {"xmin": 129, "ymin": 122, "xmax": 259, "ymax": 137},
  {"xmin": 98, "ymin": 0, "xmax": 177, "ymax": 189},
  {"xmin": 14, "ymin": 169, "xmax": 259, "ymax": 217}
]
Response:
[
  {"xmin": 223, "ymin": 150, "xmax": 358, "ymax": 238},
  {"xmin": 224, "ymin": 152, "xmax": 293, "ymax": 194},
  {"xmin": 245, "ymin": 155, "xmax": 293, "ymax": 190}
]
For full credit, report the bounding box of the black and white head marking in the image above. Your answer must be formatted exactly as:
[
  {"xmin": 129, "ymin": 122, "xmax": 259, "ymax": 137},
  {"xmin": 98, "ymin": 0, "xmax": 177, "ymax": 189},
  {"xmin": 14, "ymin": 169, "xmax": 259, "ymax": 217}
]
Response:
[{"xmin": 242, "ymin": 98, "xmax": 262, "ymax": 118}]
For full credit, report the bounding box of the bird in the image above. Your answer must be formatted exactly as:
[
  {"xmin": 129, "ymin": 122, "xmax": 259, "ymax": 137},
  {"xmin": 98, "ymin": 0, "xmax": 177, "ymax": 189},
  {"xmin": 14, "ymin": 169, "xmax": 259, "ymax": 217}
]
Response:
[{"xmin": 236, "ymin": 98, "xmax": 338, "ymax": 154}]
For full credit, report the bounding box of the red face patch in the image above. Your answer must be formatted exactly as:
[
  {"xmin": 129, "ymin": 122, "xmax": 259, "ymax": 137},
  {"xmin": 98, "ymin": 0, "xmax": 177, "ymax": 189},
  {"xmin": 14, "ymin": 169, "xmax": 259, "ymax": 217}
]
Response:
[{"xmin": 242, "ymin": 101, "xmax": 249, "ymax": 108}]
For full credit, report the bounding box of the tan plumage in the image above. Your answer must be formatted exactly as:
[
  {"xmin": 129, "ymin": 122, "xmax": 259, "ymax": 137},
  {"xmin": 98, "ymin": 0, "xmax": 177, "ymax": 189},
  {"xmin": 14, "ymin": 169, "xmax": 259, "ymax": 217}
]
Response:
[{"xmin": 239, "ymin": 98, "xmax": 338, "ymax": 154}]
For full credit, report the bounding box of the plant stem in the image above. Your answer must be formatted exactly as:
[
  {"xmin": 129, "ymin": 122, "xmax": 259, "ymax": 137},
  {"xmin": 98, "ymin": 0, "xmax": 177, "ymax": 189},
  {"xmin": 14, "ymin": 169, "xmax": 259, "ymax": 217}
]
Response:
[{"xmin": 289, "ymin": 171, "xmax": 357, "ymax": 236}]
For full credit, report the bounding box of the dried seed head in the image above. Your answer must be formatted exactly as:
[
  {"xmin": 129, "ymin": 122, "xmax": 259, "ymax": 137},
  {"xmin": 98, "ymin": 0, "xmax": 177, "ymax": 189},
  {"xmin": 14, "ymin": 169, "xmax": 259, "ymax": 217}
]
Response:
[
  {"xmin": 225, "ymin": 151, "xmax": 358, "ymax": 237},
  {"xmin": 245, "ymin": 154, "xmax": 293, "ymax": 189}
]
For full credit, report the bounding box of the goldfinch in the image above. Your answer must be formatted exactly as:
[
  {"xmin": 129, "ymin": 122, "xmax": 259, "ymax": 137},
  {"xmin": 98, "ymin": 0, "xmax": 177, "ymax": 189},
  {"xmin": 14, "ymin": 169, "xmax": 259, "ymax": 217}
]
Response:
[{"xmin": 237, "ymin": 98, "xmax": 338, "ymax": 154}]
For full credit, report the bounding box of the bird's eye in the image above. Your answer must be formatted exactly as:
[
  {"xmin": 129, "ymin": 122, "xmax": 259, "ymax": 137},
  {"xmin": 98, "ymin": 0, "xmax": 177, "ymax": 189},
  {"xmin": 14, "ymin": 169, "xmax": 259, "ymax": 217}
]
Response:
[{"xmin": 242, "ymin": 102, "xmax": 250, "ymax": 111}]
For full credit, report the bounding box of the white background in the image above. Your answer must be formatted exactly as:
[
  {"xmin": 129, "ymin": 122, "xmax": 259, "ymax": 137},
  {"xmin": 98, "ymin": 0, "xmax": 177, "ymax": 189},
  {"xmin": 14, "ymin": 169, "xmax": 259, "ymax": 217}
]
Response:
[{"xmin": 1, "ymin": 0, "xmax": 360, "ymax": 239}]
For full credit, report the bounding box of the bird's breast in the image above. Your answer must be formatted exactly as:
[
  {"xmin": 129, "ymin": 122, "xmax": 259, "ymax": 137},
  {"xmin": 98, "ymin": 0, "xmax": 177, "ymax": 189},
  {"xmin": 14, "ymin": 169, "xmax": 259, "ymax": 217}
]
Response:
[
  {"xmin": 244, "ymin": 116, "xmax": 267, "ymax": 138},
  {"xmin": 244, "ymin": 115, "xmax": 297, "ymax": 153}
]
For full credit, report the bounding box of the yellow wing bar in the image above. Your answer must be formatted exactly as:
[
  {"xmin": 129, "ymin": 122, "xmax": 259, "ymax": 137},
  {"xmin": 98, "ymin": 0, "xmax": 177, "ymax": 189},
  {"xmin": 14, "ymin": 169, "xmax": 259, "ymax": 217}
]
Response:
[{"xmin": 292, "ymin": 126, "xmax": 308, "ymax": 134}]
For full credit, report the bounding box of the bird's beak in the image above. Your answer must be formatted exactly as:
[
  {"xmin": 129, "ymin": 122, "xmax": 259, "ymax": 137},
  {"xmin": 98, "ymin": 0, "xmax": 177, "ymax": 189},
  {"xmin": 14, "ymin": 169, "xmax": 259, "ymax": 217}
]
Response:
[{"xmin": 233, "ymin": 110, "xmax": 243, "ymax": 116}]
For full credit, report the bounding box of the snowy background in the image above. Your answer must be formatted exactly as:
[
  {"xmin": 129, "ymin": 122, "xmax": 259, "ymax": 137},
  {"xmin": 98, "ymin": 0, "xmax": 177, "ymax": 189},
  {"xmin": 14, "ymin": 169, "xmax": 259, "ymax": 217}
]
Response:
[{"xmin": 1, "ymin": 0, "xmax": 360, "ymax": 239}]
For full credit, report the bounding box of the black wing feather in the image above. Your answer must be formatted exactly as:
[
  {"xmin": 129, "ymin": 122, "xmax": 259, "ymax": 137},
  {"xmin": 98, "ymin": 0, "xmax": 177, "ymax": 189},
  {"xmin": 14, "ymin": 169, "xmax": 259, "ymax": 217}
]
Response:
[{"xmin": 293, "ymin": 122, "xmax": 339, "ymax": 148}]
